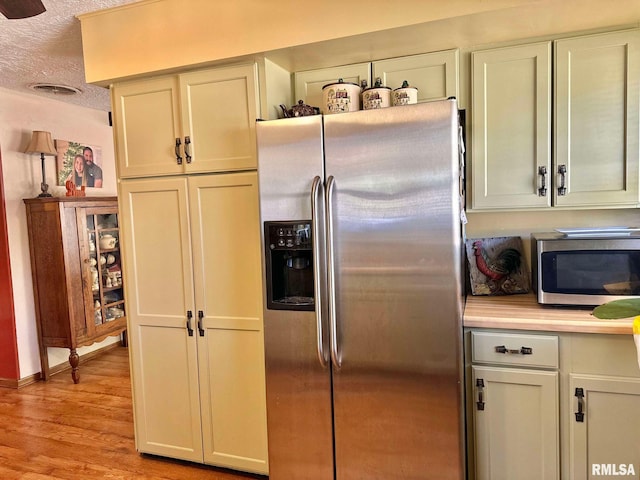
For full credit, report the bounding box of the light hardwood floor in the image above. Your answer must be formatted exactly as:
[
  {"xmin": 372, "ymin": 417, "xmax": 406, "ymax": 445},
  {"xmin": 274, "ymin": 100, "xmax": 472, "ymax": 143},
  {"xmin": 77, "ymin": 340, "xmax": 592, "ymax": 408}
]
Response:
[{"xmin": 0, "ymin": 346, "xmax": 264, "ymax": 480}]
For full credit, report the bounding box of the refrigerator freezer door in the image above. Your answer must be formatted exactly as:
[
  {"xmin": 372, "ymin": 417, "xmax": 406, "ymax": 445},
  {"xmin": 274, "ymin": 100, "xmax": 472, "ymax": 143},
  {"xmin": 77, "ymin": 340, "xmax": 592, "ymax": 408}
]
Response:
[
  {"xmin": 324, "ymin": 101, "xmax": 465, "ymax": 480},
  {"xmin": 256, "ymin": 116, "xmax": 325, "ymax": 223},
  {"xmin": 256, "ymin": 116, "xmax": 334, "ymax": 480}
]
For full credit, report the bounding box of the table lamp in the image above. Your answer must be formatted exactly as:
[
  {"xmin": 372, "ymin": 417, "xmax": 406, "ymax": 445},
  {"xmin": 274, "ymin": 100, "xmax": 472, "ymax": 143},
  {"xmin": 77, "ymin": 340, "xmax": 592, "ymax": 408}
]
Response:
[{"xmin": 24, "ymin": 130, "xmax": 57, "ymax": 197}]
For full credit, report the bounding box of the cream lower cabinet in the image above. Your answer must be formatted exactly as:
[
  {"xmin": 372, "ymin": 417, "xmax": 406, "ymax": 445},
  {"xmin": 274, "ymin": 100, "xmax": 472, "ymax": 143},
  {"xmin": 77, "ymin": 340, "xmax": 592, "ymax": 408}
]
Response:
[
  {"xmin": 112, "ymin": 64, "xmax": 259, "ymax": 178},
  {"xmin": 467, "ymin": 329, "xmax": 640, "ymax": 479},
  {"xmin": 569, "ymin": 375, "xmax": 640, "ymax": 479},
  {"xmin": 566, "ymin": 333, "xmax": 640, "ymax": 479},
  {"xmin": 119, "ymin": 173, "xmax": 268, "ymax": 474},
  {"xmin": 470, "ymin": 332, "xmax": 560, "ymax": 480},
  {"xmin": 472, "ymin": 367, "xmax": 559, "ymax": 480}
]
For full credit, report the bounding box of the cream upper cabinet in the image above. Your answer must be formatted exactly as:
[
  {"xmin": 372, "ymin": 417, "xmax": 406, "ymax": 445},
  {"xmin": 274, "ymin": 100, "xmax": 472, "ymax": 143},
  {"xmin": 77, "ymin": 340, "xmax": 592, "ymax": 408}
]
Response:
[
  {"xmin": 554, "ymin": 29, "xmax": 640, "ymax": 208},
  {"xmin": 471, "ymin": 29, "xmax": 640, "ymax": 211},
  {"xmin": 373, "ymin": 49, "xmax": 459, "ymax": 102},
  {"xmin": 294, "ymin": 63, "xmax": 371, "ymax": 113},
  {"xmin": 293, "ymin": 50, "xmax": 459, "ymax": 113},
  {"xmin": 119, "ymin": 173, "xmax": 268, "ymax": 474},
  {"xmin": 112, "ymin": 64, "xmax": 260, "ymax": 178},
  {"xmin": 471, "ymin": 42, "xmax": 551, "ymax": 210},
  {"xmin": 112, "ymin": 75, "xmax": 183, "ymax": 177}
]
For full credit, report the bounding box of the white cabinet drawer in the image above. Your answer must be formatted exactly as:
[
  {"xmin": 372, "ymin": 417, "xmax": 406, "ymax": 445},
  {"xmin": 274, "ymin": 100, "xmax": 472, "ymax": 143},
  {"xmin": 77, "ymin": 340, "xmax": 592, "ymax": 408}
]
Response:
[{"xmin": 471, "ymin": 331, "xmax": 559, "ymax": 369}]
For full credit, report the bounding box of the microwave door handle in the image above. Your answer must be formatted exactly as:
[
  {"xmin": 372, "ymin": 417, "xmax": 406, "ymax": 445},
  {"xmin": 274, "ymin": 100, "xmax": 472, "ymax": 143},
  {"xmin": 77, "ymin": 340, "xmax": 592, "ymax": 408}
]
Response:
[
  {"xmin": 325, "ymin": 175, "xmax": 341, "ymax": 369},
  {"xmin": 311, "ymin": 176, "xmax": 328, "ymax": 368}
]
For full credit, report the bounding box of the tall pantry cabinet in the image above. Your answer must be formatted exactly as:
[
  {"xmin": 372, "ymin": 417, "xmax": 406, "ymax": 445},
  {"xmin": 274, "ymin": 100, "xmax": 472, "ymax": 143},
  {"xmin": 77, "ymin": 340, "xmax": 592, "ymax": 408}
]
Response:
[{"xmin": 111, "ymin": 63, "xmax": 268, "ymax": 474}]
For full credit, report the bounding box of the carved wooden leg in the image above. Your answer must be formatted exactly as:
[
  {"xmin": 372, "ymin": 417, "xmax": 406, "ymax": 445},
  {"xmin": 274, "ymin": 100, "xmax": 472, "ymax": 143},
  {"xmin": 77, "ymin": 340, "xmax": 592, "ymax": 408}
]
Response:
[
  {"xmin": 38, "ymin": 341, "xmax": 50, "ymax": 381},
  {"xmin": 69, "ymin": 349, "xmax": 80, "ymax": 384}
]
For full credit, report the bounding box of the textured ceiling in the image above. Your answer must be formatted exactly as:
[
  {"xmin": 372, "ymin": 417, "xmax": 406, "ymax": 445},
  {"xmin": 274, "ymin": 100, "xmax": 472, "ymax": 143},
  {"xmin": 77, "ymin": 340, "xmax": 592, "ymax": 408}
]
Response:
[{"xmin": 0, "ymin": 0, "xmax": 140, "ymax": 111}]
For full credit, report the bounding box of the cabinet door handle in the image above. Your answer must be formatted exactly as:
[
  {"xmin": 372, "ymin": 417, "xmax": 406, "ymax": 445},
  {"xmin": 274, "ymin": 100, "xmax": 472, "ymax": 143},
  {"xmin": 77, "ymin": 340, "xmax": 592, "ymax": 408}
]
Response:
[
  {"xmin": 476, "ymin": 378, "xmax": 485, "ymax": 410},
  {"xmin": 538, "ymin": 166, "xmax": 547, "ymax": 196},
  {"xmin": 175, "ymin": 138, "xmax": 183, "ymax": 165},
  {"xmin": 575, "ymin": 387, "xmax": 585, "ymax": 422},
  {"xmin": 557, "ymin": 164, "xmax": 567, "ymax": 196},
  {"xmin": 184, "ymin": 136, "xmax": 192, "ymax": 164},
  {"xmin": 186, "ymin": 310, "xmax": 194, "ymax": 336},
  {"xmin": 197, "ymin": 310, "xmax": 205, "ymax": 336}
]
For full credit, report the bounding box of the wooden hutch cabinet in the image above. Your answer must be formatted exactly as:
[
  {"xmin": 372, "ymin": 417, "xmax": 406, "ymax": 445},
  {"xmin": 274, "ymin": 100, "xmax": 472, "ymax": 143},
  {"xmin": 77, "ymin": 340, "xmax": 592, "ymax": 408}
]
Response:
[{"xmin": 24, "ymin": 197, "xmax": 126, "ymax": 383}]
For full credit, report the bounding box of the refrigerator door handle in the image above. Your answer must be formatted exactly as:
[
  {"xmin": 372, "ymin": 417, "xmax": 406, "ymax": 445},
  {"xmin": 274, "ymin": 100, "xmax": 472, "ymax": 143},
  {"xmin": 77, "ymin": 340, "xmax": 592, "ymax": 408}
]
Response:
[
  {"xmin": 325, "ymin": 175, "xmax": 341, "ymax": 369},
  {"xmin": 311, "ymin": 175, "xmax": 328, "ymax": 368}
]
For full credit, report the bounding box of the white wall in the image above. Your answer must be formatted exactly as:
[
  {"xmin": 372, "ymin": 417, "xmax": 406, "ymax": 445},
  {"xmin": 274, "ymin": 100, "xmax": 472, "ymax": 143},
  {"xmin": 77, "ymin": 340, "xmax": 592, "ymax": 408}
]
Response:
[{"xmin": 0, "ymin": 86, "xmax": 119, "ymax": 379}]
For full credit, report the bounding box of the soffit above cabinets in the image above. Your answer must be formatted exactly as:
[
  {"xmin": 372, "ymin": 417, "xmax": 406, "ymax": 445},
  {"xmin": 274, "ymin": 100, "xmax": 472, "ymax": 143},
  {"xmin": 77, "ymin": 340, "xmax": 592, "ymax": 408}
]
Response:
[{"xmin": 79, "ymin": 0, "xmax": 640, "ymax": 85}]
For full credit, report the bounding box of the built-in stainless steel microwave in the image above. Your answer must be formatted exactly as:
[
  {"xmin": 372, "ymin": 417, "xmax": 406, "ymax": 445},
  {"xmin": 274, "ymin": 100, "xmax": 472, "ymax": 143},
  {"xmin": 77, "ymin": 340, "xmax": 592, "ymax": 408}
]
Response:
[{"xmin": 532, "ymin": 231, "xmax": 640, "ymax": 306}]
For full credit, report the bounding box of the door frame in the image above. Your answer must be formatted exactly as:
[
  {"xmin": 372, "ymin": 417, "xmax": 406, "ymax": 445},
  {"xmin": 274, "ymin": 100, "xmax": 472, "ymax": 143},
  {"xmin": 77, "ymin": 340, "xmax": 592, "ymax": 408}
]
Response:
[{"xmin": 0, "ymin": 149, "xmax": 20, "ymax": 381}]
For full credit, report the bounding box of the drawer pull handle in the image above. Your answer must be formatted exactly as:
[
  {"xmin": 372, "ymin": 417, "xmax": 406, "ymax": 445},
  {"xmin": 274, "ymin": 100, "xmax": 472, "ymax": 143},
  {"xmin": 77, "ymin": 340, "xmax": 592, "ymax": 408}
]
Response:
[
  {"xmin": 575, "ymin": 387, "xmax": 585, "ymax": 422},
  {"xmin": 495, "ymin": 345, "xmax": 533, "ymax": 355},
  {"xmin": 476, "ymin": 378, "xmax": 485, "ymax": 411}
]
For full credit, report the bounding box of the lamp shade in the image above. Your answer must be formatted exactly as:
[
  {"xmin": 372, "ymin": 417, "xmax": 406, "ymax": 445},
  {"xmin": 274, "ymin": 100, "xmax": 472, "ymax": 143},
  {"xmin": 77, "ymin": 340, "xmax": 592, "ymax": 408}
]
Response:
[{"xmin": 24, "ymin": 130, "xmax": 56, "ymax": 156}]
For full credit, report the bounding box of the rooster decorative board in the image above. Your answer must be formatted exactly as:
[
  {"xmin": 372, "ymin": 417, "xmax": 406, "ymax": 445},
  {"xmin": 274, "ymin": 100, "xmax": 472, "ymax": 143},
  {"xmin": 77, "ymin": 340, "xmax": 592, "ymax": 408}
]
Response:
[{"xmin": 465, "ymin": 237, "xmax": 530, "ymax": 296}]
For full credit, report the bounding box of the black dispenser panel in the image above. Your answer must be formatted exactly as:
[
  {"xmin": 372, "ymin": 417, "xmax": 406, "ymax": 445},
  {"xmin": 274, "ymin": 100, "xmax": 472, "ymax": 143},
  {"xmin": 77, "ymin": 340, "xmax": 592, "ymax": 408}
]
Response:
[{"xmin": 264, "ymin": 221, "xmax": 314, "ymax": 311}]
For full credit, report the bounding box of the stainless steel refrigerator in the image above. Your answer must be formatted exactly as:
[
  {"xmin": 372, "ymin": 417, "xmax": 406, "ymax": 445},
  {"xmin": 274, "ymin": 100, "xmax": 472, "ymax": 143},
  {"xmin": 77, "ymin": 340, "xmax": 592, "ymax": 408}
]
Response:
[{"xmin": 256, "ymin": 99, "xmax": 465, "ymax": 480}]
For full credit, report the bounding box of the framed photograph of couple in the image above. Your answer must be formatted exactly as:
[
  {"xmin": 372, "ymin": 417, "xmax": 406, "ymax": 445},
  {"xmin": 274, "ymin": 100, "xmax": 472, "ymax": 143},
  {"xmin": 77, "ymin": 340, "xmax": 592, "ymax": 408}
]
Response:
[{"xmin": 55, "ymin": 140, "xmax": 103, "ymax": 189}]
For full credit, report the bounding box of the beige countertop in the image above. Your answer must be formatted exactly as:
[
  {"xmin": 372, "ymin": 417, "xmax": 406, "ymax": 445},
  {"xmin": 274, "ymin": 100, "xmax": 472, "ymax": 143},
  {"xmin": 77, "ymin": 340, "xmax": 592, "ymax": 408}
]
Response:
[{"xmin": 463, "ymin": 293, "xmax": 634, "ymax": 335}]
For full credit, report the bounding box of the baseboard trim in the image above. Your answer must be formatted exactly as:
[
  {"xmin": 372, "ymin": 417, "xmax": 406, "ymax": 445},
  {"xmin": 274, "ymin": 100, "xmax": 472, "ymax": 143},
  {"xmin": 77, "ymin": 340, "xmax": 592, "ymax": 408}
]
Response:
[
  {"xmin": 0, "ymin": 376, "xmax": 28, "ymax": 389},
  {"xmin": 0, "ymin": 341, "xmax": 126, "ymax": 389}
]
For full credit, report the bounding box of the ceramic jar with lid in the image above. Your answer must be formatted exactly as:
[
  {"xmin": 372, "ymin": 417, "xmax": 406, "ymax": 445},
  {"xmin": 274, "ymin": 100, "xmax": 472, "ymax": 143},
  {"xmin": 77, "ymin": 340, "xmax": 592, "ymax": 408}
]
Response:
[
  {"xmin": 392, "ymin": 80, "xmax": 418, "ymax": 106},
  {"xmin": 99, "ymin": 234, "xmax": 117, "ymax": 250},
  {"xmin": 322, "ymin": 78, "xmax": 361, "ymax": 114},
  {"xmin": 362, "ymin": 78, "xmax": 391, "ymax": 110}
]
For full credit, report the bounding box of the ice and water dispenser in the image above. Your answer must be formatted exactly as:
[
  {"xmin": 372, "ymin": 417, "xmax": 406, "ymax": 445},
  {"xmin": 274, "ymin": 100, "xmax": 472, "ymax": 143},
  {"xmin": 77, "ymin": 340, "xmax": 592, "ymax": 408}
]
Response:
[{"xmin": 264, "ymin": 221, "xmax": 314, "ymax": 311}]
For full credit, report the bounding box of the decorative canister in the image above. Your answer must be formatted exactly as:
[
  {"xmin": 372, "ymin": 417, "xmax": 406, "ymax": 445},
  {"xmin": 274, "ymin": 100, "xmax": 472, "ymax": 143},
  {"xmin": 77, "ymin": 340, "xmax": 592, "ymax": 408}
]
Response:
[
  {"xmin": 322, "ymin": 78, "xmax": 361, "ymax": 114},
  {"xmin": 99, "ymin": 234, "xmax": 117, "ymax": 250},
  {"xmin": 392, "ymin": 80, "xmax": 418, "ymax": 106},
  {"xmin": 362, "ymin": 78, "xmax": 391, "ymax": 110}
]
